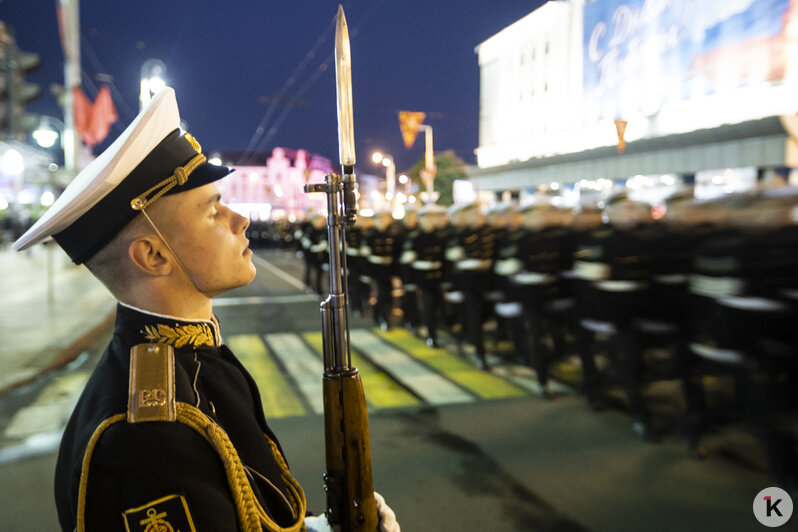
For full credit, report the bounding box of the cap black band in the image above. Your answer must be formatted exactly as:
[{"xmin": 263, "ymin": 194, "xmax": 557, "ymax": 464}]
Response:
[{"xmin": 54, "ymin": 129, "xmax": 230, "ymax": 264}]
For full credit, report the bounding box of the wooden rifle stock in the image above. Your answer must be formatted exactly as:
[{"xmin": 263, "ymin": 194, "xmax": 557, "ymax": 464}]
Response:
[{"xmin": 322, "ymin": 370, "xmax": 378, "ymax": 531}]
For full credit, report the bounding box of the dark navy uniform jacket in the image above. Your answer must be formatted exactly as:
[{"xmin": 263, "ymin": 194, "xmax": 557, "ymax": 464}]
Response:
[{"xmin": 54, "ymin": 303, "xmax": 305, "ymax": 531}]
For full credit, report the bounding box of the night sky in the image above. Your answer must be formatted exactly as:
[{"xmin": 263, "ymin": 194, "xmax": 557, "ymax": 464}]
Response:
[{"xmin": 2, "ymin": 0, "xmax": 544, "ymax": 172}]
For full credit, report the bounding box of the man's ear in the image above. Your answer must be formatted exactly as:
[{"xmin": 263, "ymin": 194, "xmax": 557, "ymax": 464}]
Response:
[{"xmin": 128, "ymin": 236, "xmax": 172, "ymax": 276}]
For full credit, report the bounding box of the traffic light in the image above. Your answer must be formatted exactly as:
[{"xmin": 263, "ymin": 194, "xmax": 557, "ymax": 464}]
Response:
[{"xmin": 0, "ymin": 21, "xmax": 41, "ymax": 140}]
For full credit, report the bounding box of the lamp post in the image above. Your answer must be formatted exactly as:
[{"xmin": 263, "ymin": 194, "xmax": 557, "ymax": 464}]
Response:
[
  {"xmin": 417, "ymin": 124, "xmax": 438, "ymax": 204},
  {"xmin": 140, "ymin": 59, "xmax": 167, "ymax": 111},
  {"xmin": 371, "ymin": 151, "xmax": 395, "ymax": 209}
]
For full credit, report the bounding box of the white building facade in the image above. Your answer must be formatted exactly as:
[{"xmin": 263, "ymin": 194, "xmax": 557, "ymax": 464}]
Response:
[{"xmin": 469, "ymin": 0, "xmax": 798, "ymax": 201}]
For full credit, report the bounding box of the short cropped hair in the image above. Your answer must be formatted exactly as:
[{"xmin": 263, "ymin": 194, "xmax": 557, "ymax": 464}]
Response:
[{"xmin": 84, "ymin": 197, "xmax": 173, "ymax": 297}]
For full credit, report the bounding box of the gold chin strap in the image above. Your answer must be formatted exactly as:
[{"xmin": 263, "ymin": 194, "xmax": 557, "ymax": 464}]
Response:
[
  {"xmin": 136, "ymin": 207, "xmax": 197, "ymax": 289},
  {"xmin": 128, "ymin": 133, "xmax": 205, "ymax": 290}
]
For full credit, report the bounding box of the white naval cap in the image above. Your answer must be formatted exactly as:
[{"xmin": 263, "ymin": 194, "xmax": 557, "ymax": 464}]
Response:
[{"xmin": 13, "ymin": 87, "xmax": 230, "ymax": 264}]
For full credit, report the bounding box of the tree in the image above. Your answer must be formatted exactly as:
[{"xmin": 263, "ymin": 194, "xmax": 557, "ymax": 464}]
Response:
[
  {"xmin": 0, "ymin": 22, "xmax": 41, "ymax": 140},
  {"xmin": 407, "ymin": 150, "xmax": 467, "ymax": 206}
]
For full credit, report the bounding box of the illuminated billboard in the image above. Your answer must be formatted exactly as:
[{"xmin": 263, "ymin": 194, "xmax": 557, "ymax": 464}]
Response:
[{"xmin": 583, "ymin": 0, "xmax": 794, "ymax": 123}]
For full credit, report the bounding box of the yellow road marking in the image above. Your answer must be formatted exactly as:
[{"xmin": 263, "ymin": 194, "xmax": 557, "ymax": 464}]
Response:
[
  {"xmin": 303, "ymin": 332, "xmax": 420, "ymax": 409},
  {"xmin": 374, "ymin": 328, "xmax": 529, "ymax": 400},
  {"xmin": 227, "ymin": 334, "xmax": 306, "ymax": 418}
]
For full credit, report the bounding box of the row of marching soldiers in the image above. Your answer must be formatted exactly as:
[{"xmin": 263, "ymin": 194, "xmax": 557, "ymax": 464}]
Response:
[{"xmin": 281, "ymin": 186, "xmax": 798, "ymax": 491}]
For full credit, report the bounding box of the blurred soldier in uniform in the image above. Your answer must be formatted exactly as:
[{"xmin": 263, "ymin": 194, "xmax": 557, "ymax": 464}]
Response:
[
  {"xmin": 297, "ymin": 213, "xmax": 313, "ymax": 288},
  {"xmin": 397, "ymin": 205, "xmax": 420, "ymax": 330},
  {"xmin": 641, "ymin": 189, "xmax": 708, "ymax": 449},
  {"xmin": 405, "ymin": 204, "xmax": 448, "ymax": 347},
  {"xmin": 687, "ymin": 188, "xmax": 798, "ymax": 487},
  {"xmin": 482, "ymin": 203, "xmax": 511, "ymax": 347},
  {"xmin": 515, "ymin": 202, "xmax": 565, "ymax": 398},
  {"xmin": 343, "ymin": 213, "xmax": 367, "ymax": 317},
  {"xmin": 491, "ymin": 203, "xmax": 529, "ymax": 365},
  {"xmin": 362, "ymin": 208, "xmax": 400, "ymax": 329},
  {"xmin": 303, "ymin": 212, "xmax": 328, "ymax": 296},
  {"xmin": 556, "ymin": 203, "xmax": 603, "ymax": 348},
  {"xmin": 450, "ymin": 203, "xmax": 497, "ymax": 370},
  {"xmin": 11, "ymin": 89, "xmax": 398, "ymax": 531},
  {"xmin": 573, "ymin": 193, "xmax": 655, "ymax": 436},
  {"xmin": 442, "ymin": 204, "xmax": 469, "ymax": 348}
]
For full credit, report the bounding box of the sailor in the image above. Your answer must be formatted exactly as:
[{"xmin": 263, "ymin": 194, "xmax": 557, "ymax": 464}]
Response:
[
  {"xmin": 687, "ymin": 188, "xmax": 798, "ymax": 486},
  {"xmin": 305, "ymin": 211, "xmax": 329, "ymax": 296},
  {"xmin": 396, "ymin": 205, "xmax": 420, "ymax": 330},
  {"xmin": 450, "ymin": 202, "xmax": 497, "ymax": 370},
  {"xmin": 515, "ymin": 201, "xmax": 564, "ymax": 398},
  {"xmin": 13, "ymin": 88, "xmax": 398, "ymax": 532},
  {"xmin": 572, "ymin": 192, "xmax": 654, "ymax": 436},
  {"xmin": 491, "ymin": 203, "xmax": 530, "ymax": 365},
  {"xmin": 406, "ymin": 204, "xmax": 448, "ymax": 347},
  {"xmin": 343, "ymin": 212, "xmax": 367, "ymax": 316},
  {"xmin": 442, "ymin": 203, "xmax": 469, "ymax": 351},
  {"xmin": 362, "ymin": 207, "xmax": 400, "ymax": 329}
]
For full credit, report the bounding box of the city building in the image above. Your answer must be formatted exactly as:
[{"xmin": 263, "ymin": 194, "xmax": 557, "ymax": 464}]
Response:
[
  {"xmin": 468, "ymin": 0, "xmax": 798, "ymax": 203},
  {"xmin": 217, "ymin": 147, "xmax": 333, "ymax": 221}
]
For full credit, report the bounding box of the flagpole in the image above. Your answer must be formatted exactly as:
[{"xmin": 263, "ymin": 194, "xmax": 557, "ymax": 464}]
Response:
[{"xmin": 59, "ymin": 0, "xmax": 81, "ymax": 173}]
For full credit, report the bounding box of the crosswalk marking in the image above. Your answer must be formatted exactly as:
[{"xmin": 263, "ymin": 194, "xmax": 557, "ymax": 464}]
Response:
[
  {"xmin": 263, "ymin": 333, "xmax": 325, "ymax": 414},
  {"xmin": 375, "ymin": 329, "xmax": 529, "ymax": 400},
  {"xmin": 226, "ymin": 334, "xmax": 306, "ymax": 418},
  {"xmin": 349, "ymin": 329, "xmax": 476, "ymax": 406},
  {"xmin": 2, "ymin": 327, "xmax": 545, "ymax": 464},
  {"xmin": 303, "ymin": 332, "xmax": 421, "ymax": 410}
]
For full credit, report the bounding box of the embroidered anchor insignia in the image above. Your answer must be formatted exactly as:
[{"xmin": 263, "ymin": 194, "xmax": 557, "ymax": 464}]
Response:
[{"xmin": 140, "ymin": 507, "xmax": 175, "ymax": 532}]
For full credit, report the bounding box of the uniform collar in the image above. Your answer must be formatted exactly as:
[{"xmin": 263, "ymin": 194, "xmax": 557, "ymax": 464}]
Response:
[{"xmin": 115, "ymin": 301, "xmax": 222, "ymax": 350}]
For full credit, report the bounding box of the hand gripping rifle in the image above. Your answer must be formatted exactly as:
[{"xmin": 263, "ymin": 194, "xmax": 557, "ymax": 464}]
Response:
[{"xmin": 303, "ymin": 6, "xmax": 379, "ymax": 531}]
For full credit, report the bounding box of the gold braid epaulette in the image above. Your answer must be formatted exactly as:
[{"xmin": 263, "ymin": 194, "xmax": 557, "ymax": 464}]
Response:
[
  {"xmin": 130, "ymin": 133, "xmax": 206, "ymax": 211},
  {"xmin": 174, "ymin": 402, "xmax": 307, "ymax": 532}
]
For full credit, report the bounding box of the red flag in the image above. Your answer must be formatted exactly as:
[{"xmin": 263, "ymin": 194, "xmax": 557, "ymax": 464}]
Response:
[
  {"xmin": 87, "ymin": 85, "xmax": 118, "ymax": 146},
  {"xmin": 72, "ymin": 87, "xmax": 92, "ymax": 139},
  {"xmin": 73, "ymin": 85, "xmax": 118, "ymax": 147}
]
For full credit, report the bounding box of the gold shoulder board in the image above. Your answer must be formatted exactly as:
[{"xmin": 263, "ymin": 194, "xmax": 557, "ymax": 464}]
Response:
[{"xmin": 128, "ymin": 343, "xmax": 177, "ymax": 423}]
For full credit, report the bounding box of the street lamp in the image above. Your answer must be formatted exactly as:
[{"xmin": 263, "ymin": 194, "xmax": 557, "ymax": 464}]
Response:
[
  {"xmin": 371, "ymin": 151, "xmax": 395, "ymax": 208},
  {"xmin": 32, "ymin": 116, "xmax": 64, "ymax": 149},
  {"xmin": 140, "ymin": 59, "xmax": 167, "ymax": 111}
]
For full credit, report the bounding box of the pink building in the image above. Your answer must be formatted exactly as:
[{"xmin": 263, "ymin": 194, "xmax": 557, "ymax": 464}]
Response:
[{"xmin": 218, "ymin": 147, "xmax": 333, "ymax": 220}]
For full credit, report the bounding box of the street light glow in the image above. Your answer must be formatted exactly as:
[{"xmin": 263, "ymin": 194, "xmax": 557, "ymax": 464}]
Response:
[
  {"xmin": 140, "ymin": 59, "xmax": 167, "ymax": 110},
  {"xmin": 2, "ymin": 148, "xmax": 24, "ymax": 175},
  {"xmin": 33, "ymin": 119, "xmax": 60, "ymax": 149},
  {"xmin": 40, "ymin": 190, "xmax": 55, "ymax": 207},
  {"xmin": 371, "ymin": 152, "xmax": 383, "ymax": 164},
  {"xmin": 148, "ymin": 76, "xmax": 166, "ymax": 94},
  {"xmin": 398, "ymin": 174, "xmax": 408, "ymax": 184}
]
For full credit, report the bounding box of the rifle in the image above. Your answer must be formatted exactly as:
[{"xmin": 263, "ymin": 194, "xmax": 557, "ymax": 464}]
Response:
[{"xmin": 303, "ymin": 6, "xmax": 379, "ymax": 531}]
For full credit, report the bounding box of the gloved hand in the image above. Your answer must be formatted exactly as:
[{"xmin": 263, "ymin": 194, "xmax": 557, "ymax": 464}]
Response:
[
  {"xmin": 375, "ymin": 492, "xmax": 400, "ymax": 532},
  {"xmin": 304, "ymin": 492, "xmax": 399, "ymax": 532},
  {"xmin": 304, "ymin": 513, "xmax": 332, "ymax": 532}
]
